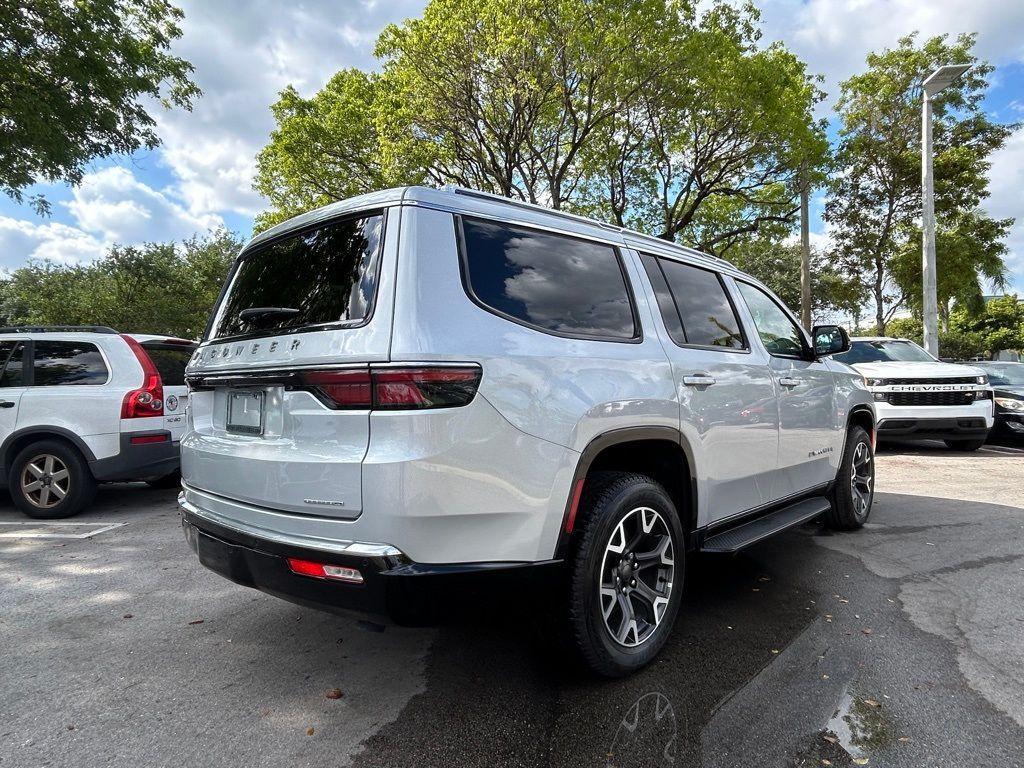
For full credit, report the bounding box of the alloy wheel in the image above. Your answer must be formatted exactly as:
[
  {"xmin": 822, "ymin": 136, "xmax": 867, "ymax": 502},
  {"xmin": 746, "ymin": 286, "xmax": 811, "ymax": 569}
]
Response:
[
  {"xmin": 21, "ymin": 454, "xmax": 70, "ymax": 509},
  {"xmin": 849, "ymin": 441, "xmax": 873, "ymax": 519},
  {"xmin": 599, "ymin": 506, "xmax": 675, "ymax": 648}
]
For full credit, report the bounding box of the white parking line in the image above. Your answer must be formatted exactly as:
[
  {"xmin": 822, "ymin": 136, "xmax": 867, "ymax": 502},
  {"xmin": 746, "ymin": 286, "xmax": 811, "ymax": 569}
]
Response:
[{"xmin": 0, "ymin": 521, "xmax": 127, "ymax": 539}]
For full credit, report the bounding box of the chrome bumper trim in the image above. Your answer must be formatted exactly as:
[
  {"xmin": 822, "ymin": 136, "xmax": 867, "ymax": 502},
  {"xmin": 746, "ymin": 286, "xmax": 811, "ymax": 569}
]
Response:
[{"xmin": 178, "ymin": 490, "xmax": 404, "ymax": 558}]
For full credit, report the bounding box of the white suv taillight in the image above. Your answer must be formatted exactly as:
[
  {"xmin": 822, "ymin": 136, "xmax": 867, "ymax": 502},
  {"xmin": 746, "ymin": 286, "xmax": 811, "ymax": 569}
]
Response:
[{"xmin": 120, "ymin": 334, "xmax": 164, "ymax": 418}]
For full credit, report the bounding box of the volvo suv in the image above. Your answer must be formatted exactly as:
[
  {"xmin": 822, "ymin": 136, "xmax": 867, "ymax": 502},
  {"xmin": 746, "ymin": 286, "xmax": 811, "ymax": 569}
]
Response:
[
  {"xmin": 179, "ymin": 187, "xmax": 875, "ymax": 676},
  {"xmin": 0, "ymin": 327, "xmax": 196, "ymax": 518}
]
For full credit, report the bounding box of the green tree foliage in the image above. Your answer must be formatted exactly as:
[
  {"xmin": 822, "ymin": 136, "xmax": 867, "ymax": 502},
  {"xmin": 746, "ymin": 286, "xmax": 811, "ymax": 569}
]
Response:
[
  {"xmin": 0, "ymin": 0, "xmax": 199, "ymax": 213},
  {"xmin": 825, "ymin": 33, "xmax": 1015, "ymax": 335},
  {"xmin": 0, "ymin": 229, "xmax": 241, "ymax": 339},
  {"xmin": 951, "ymin": 295, "xmax": 1024, "ymax": 357},
  {"xmin": 890, "ymin": 210, "xmax": 1010, "ymax": 327},
  {"xmin": 254, "ymin": 0, "xmax": 827, "ymax": 249},
  {"xmin": 728, "ymin": 240, "xmax": 866, "ymax": 321}
]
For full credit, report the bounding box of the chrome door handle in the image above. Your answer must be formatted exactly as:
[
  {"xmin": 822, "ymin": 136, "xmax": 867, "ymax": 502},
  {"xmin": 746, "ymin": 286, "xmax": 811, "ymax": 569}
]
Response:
[
  {"xmin": 683, "ymin": 374, "xmax": 717, "ymax": 387},
  {"xmin": 0, "ymin": 400, "xmax": 14, "ymax": 408},
  {"xmin": 778, "ymin": 377, "xmax": 800, "ymax": 388}
]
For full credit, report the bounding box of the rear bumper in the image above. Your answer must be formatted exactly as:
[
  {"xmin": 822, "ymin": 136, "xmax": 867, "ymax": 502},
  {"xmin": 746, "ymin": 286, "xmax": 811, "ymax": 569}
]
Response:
[
  {"xmin": 180, "ymin": 494, "xmax": 560, "ymax": 624},
  {"xmin": 876, "ymin": 416, "xmax": 990, "ymax": 440},
  {"xmin": 91, "ymin": 431, "xmax": 179, "ymax": 482}
]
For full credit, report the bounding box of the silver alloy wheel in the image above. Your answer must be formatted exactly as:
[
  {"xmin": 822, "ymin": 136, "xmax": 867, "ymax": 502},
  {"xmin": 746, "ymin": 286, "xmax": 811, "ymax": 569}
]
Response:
[
  {"xmin": 21, "ymin": 454, "xmax": 71, "ymax": 509},
  {"xmin": 599, "ymin": 506, "xmax": 675, "ymax": 648},
  {"xmin": 850, "ymin": 441, "xmax": 873, "ymax": 519}
]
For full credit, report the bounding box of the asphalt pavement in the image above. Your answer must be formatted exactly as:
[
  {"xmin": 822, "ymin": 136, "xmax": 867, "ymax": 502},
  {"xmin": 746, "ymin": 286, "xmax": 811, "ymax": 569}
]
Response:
[{"xmin": 1, "ymin": 439, "xmax": 1022, "ymax": 767}]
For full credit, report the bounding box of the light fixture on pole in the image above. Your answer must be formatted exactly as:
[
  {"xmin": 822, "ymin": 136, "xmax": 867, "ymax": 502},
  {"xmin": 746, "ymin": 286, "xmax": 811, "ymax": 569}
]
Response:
[{"xmin": 921, "ymin": 63, "xmax": 970, "ymax": 357}]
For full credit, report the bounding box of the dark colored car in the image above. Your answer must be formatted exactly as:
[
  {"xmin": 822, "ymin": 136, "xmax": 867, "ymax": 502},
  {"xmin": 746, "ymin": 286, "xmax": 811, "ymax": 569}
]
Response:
[{"xmin": 970, "ymin": 362, "xmax": 1024, "ymax": 440}]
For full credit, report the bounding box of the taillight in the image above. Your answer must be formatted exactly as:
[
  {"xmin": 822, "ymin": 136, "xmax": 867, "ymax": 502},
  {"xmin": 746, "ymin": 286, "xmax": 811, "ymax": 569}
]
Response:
[
  {"xmin": 120, "ymin": 334, "xmax": 164, "ymax": 418},
  {"xmin": 298, "ymin": 366, "xmax": 481, "ymax": 410}
]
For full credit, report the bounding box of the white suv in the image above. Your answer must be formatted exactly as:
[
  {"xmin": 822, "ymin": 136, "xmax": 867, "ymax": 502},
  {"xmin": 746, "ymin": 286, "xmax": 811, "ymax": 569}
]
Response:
[
  {"xmin": 179, "ymin": 187, "xmax": 875, "ymax": 676},
  {"xmin": 0, "ymin": 327, "xmax": 196, "ymax": 519},
  {"xmin": 833, "ymin": 336, "xmax": 993, "ymax": 450}
]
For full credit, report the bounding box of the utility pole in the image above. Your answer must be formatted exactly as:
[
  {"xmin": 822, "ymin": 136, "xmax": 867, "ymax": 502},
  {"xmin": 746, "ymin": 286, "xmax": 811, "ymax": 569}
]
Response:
[
  {"xmin": 800, "ymin": 164, "xmax": 812, "ymax": 332},
  {"xmin": 921, "ymin": 64, "xmax": 970, "ymax": 357}
]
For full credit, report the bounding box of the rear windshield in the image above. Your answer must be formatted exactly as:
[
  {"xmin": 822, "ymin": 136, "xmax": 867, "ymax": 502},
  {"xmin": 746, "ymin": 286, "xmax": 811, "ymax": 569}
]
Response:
[
  {"xmin": 211, "ymin": 213, "xmax": 385, "ymax": 340},
  {"xmin": 142, "ymin": 343, "xmax": 196, "ymax": 386}
]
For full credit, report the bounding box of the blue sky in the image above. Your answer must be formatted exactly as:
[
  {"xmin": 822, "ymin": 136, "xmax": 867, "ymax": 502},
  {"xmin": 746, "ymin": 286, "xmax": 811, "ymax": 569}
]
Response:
[{"xmin": 1, "ymin": 0, "xmax": 1022, "ymax": 296}]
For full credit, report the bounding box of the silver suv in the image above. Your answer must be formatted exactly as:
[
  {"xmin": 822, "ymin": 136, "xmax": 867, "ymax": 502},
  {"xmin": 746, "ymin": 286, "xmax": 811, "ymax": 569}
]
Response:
[{"xmin": 179, "ymin": 187, "xmax": 875, "ymax": 676}]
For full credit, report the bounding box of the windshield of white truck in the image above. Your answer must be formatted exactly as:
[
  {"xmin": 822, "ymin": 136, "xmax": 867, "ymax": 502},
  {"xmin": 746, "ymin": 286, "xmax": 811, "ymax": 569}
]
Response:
[{"xmin": 834, "ymin": 340, "xmax": 936, "ymax": 364}]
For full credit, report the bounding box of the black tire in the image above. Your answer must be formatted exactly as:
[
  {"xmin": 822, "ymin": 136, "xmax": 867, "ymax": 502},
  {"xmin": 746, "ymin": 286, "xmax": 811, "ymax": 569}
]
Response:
[
  {"xmin": 825, "ymin": 426, "xmax": 874, "ymax": 531},
  {"xmin": 8, "ymin": 439, "xmax": 97, "ymax": 519},
  {"xmin": 943, "ymin": 438, "xmax": 986, "ymax": 452},
  {"xmin": 566, "ymin": 472, "xmax": 685, "ymax": 677},
  {"xmin": 146, "ymin": 470, "xmax": 181, "ymax": 489}
]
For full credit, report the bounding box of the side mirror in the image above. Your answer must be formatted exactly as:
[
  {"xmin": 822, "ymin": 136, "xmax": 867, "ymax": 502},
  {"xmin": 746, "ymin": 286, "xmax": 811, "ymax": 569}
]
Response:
[{"xmin": 811, "ymin": 325, "xmax": 850, "ymax": 357}]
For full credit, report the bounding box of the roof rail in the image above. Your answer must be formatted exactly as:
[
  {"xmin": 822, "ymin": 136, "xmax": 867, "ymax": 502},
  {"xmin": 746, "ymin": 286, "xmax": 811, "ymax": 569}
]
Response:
[
  {"xmin": 444, "ymin": 186, "xmax": 735, "ymax": 269},
  {"xmin": 0, "ymin": 325, "xmax": 119, "ymax": 334}
]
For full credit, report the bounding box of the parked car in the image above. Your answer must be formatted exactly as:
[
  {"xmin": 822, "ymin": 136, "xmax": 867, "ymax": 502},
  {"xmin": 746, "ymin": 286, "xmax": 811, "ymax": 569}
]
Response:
[
  {"xmin": 968, "ymin": 361, "xmax": 1024, "ymax": 440},
  {"xmin": 0, "ymin": 326, "xmax": 196, "ymax": 519},
  {"xmin": 179, "ymin": 186, "xmax": 875, "ymax": 677},
  {"xmin": 832, "ymin": 337, "xmax": 993, "ymax": 451}
]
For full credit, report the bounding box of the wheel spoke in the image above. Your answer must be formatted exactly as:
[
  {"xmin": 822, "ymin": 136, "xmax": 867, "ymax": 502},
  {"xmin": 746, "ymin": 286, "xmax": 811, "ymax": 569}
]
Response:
[
  {"xmin": 26, "ymin": 462, "xmax": 44, "ymax": 479},
  {"xmin": 43, "ymin": 456, "xmax": 55, "ymax": 475},
  {"xmin": 23, "ymin": 479, "xmax": 42, "ymax": 493},
  {"xmin": 615, "ymin": 593, "xmax": 637, "ymax": 644},
  {"xmin": 51, "ymin": 469, "xmax": 69, "ymax": 483},
  {"xmin": 632, "ymin": 577, "xmax": 670, "ymax": 625},
  {"xmin": 39, "ymin": 487, "xmax": 50, "ymax": 506},
  {"xmin": 635, "ymin": 535, "xmax": 673, "ymax": 569},
  {"xmin": 50, "ymin": 484, "xmax": 67, "ymax": 500}
]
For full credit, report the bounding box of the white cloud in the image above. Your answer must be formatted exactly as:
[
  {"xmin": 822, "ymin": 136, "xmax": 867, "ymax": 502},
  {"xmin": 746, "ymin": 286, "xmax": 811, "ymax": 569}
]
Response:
[
  {"xmin": 758, "ymin": 0, "xmax": 1024, "ymax": 106},
  {"xmin": 152, "ymin": 0, "xmax": 427, "ymax": 218},
  {"xmin": 0, "ymin": 167, "xmax": 223, "ymax": 272},
  {"xmin": 984, "ymin": 127, "xmax": 1024, "ymax": 294}
]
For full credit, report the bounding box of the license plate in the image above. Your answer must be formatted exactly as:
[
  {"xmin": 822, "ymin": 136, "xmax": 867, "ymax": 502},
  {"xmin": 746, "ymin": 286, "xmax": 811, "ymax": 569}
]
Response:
[{"xmin": 227, "ymin": 390, "xmax": 265, "ymax": 435}]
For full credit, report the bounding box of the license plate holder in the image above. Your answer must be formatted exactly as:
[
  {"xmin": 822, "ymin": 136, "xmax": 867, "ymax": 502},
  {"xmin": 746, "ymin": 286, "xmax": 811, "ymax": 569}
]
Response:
[{"xmin": 227, "ymin": 390, "xmax": 265, "ymax": 435}]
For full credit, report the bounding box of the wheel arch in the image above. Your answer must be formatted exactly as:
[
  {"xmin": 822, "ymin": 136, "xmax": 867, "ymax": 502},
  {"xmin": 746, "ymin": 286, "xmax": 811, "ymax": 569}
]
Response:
[
  {"xmin": 0, "ymin": 427, "xmax": 97, "ymax": 484},
  {"xmin": 556, "ymin": 426, "xmax": 697, "ymax": 558},
  {"xmin": 847, "ymin": 405, "xmax": 875, "ymax": 443}
]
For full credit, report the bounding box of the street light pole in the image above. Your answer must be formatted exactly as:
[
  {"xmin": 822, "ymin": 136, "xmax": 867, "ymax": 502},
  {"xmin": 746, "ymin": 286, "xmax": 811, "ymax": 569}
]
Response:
[{"xmin": 921, "ymin": 64, "xmax": 970, "ymax": 358}]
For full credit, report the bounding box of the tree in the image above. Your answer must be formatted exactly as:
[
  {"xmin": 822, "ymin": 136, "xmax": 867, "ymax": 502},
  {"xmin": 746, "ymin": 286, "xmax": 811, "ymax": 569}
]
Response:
[
  {"xmin": 0, "ymin": 229, "xmax": 241, "ymax": 338},
  {"xmin": 253, "ymin": 0, "xmax": 827, "ymax": 249},
  {"xmin": 951, "ymin": 295, "xmax": 1024, "ymax": 357},
  {"xmin": 0, "ymin": 0, "xmax": 200, "ymax": 213},
  {"xmin": 890, "ymin": 210, "xmax": 1010, "ymax": 329},
  {"xmin": 728, "ymin": 240, "xmax": 866, "ymax": 321},
  {"xmin": 825, "ymin": 33, "xmax": 1015, "ymax": 335}
]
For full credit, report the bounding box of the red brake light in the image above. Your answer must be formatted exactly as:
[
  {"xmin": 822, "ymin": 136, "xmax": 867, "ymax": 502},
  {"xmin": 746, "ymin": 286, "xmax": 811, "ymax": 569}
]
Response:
[
  {"xmin": 298, "ymin": 366, "xmax": 481, "ymax": 410},
  {"xmin": 120, "ymin": 334, "xmax": 164, "ymax": 419}
]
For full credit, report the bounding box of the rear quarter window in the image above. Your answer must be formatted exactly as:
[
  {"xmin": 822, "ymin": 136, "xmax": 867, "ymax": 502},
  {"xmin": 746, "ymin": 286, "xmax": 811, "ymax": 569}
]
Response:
[
  {"xmin": 32, "ymin": 341, "xmax": 108, "ymax": 385},
  {"xmin": 212, "ymin": 212, "xmax": 385, "ymax": 340},
  {"xmin": 459, "ymin": 217, "xmax": 638, "ymax": 340}
]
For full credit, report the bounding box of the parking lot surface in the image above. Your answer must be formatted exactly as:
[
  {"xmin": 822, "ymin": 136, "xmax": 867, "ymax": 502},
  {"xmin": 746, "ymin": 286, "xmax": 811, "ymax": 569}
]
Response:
[{"xmin": 2, "ymin": 440, "xmax": 1023, "ymax": 767}]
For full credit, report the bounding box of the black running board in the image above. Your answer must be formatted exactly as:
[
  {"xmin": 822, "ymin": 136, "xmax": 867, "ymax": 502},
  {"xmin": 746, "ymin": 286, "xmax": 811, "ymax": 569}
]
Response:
[{"xmin": 700, "ymin": 497, "xmax": 831, "ymax": 553}]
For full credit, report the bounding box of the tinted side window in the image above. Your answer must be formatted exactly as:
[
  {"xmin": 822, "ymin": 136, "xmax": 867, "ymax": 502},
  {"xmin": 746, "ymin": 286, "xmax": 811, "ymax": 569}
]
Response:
[
  {"xmin": 460, "ymin": 218, "xmax": 637, "ymax": 340},
  {"xmin": 0, "ymin": 343, "xmax": 24, "ymax": 387},
  {"xmin": 736, "ymin": 282, "xmax": 805, "ymax": 357},
  {"xmin": 639, "ymin": 254, "xmax": 686, "ymax": 346},
  {"xmin": 33, "ymin": 342, "xmax": 109, "ymax": 385},
  {"xmin": 142, "ymin": 344, "xmax": 194, "ymax": 386},
  {"xmin": 652, "ymin": 257, "xmax": 745, "ymax": 349}
]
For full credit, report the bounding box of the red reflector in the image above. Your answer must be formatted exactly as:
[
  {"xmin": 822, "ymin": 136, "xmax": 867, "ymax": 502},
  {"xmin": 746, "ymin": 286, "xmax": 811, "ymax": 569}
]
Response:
[
  {"xmin": 130, "ymin": 433, "xmax": 169, "ymax": 445},
  {"xmin": 286, "ymin": 557, "xmax": 363, "ymax": 584},
  {"xmin": 565, "ymin": 478, "xmax": 586, "ymax": 534}
]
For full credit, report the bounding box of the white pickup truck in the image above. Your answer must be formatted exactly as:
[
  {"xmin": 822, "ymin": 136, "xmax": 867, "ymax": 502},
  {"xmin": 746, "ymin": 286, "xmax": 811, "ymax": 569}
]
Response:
[{"xmin": 834, "ymin": 336, "xmax": 993, "ymax": 450}]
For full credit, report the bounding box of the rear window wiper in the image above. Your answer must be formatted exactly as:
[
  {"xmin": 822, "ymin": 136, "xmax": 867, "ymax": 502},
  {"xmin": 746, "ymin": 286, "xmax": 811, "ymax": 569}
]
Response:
[{"xmin": 238, "ymin": 307, "xmax": 301, "ymax": 325}]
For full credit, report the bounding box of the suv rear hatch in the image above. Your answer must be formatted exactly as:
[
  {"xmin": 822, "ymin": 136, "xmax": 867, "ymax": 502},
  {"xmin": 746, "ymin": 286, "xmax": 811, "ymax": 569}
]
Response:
[{"xmin": 182, "ymin": 209, "xmax": 395, "ymax": 519}]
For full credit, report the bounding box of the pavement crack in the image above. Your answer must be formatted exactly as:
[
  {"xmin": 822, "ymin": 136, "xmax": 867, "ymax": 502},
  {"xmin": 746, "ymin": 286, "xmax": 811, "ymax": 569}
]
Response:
[{"xmin": 927, "ymin": 554, "xmax": 1023, "ymax": 576}]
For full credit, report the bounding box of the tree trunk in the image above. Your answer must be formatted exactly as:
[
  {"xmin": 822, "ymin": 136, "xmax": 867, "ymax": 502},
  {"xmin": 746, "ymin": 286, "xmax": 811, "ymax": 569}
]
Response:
[
  {"xmin": 873, "ymin": 256, "xmax": 886, "ymax": 335},
  {"xmin": 939, "ymin": 300, "xmax": 949, "ymax": 332}
]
